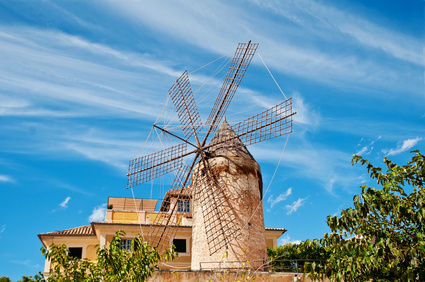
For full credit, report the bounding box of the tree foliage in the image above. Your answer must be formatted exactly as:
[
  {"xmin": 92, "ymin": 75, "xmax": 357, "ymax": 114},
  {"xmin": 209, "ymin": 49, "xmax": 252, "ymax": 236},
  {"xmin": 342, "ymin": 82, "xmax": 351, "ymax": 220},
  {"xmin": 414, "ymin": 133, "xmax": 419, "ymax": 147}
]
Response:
[
  {"xmin": 301, "ymin": 150, "xmax": 424, "ymax": 281},
  {"xmin": 267, "ymin": 243, "xmax": 329, "ymax": 272},
  {"xmin": 41, "ymin": 230, "xmax": 176, "ymax": 281},
  {"xmin": 0, "ymin": 274, "xmax": 44, "ymax": 282}
]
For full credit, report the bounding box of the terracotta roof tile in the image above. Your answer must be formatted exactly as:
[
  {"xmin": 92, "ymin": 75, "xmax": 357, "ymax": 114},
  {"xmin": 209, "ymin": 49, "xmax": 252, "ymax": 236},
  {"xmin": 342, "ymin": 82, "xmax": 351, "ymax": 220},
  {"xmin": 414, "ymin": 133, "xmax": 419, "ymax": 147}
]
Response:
[{"xmin": 38, "ymin": 225, "xmax": 94, "ymax": 236}]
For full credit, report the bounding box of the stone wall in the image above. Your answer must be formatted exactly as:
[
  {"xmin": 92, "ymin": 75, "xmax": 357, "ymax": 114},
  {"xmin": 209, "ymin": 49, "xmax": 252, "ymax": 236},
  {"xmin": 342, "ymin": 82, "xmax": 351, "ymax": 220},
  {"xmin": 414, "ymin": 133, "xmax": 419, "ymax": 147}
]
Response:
[
  {"xmin": 148, "ymin": 270, "xmax": 328, "ymax": 282},
  {"xmin": 191, "ymin": 155, "xmax": 266, "ymax": 270}
]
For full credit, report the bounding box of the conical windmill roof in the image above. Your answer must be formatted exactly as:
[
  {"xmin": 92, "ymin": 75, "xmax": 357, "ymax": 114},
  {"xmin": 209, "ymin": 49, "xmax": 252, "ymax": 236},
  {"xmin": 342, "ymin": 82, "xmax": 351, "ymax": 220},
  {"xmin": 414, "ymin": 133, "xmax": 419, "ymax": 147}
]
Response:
[{"xmin": 206, "ymin": 118, "xmax": 256, "ymax": 161}]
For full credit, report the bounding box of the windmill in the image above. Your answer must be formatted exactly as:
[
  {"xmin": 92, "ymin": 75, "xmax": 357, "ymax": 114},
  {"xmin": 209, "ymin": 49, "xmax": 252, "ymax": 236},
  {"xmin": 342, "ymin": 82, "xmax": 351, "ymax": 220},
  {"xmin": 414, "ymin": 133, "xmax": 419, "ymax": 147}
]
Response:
[{"xmin": 127, "ymin": 41, "xmax": 295, "ymax": 258}]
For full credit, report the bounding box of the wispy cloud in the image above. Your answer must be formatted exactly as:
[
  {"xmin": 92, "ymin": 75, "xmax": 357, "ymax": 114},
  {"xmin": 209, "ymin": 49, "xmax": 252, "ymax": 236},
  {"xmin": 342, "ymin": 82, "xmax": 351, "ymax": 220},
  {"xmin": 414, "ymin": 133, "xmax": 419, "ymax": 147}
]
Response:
[
  {"xmin": 0, "ymin": 224, "xmax": 5, "ymax": 239},
  {"xmin": 250, "ymin": 0, "xmax": 423, "ymax": 66},
  {"xmin": 59, "ymin": 196, "xmax": 71, "ymax": 208},
  {"xmin": 88, "ymin": 204, "xmax": 107, "ymax": 222},
  {"xmin": 0, "ymin": 27, "xmax": 174, "ymax": 119},
  {"xmin": 52, "ymin": 196, "xmax": 71, "ymax": 212},
  {"xmin": 251, "ymin": 144, "xmax": 358, "ymax": 194},
  {"xmin": 286, "ymin": 197, "xmax": 307, "ymax": 215},
  {"xmin": 108, "ymin": 1, "xmax": 423, "ymax": 95},
  {"xmin": 383, "ymin": 137, "xmax": 422, "ymax": 156},
  {"xmin": 355, "ymin": 136, "xmax": 381, "ymax": 156},
  {"xmin": 267, "ymin": 187, "xmax": 292, "ymax": 210},
  {"xmin": 291, "ymin": 92, "xmax": 320, "ymax": 128},
  {"xmin": 0, "ymin": 119, "xmax": 147, "ymax": 171},
  {"xmin": 278, "ymin": 234, "xmax": 301, "ymax": 245},
  {"xmin": 0, "ymin": 175, "xmax": 14, "ymax": 183}
]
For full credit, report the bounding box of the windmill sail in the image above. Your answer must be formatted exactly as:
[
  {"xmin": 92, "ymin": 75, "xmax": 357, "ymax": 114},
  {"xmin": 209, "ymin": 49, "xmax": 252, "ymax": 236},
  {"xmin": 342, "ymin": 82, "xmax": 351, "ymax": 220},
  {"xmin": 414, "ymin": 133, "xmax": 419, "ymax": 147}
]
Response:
[
  {"xmin": 169, "ymin": 71, "xmax": 203, "ymax": 140},
  {"xmin": 205, "ymin": 41, "xmax": 259, "ymax": 134}
]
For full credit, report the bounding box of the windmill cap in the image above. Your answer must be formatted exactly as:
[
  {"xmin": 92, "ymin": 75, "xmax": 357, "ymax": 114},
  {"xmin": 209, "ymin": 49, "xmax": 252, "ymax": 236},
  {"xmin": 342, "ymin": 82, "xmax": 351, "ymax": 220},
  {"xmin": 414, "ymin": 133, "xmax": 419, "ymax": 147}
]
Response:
[{"xmin": 206, "ymin": 119, "xmax": 255, "ymax": 161}]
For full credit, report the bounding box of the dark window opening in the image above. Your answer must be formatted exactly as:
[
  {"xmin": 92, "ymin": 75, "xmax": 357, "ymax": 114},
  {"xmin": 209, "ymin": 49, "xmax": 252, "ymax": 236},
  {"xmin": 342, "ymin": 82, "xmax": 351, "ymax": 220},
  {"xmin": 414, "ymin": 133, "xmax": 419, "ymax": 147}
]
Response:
[
  {"xmin": 68, "ymin": 247, "xmax": 82, "ymax": 259},
  {"xmin": 177, "ymin": 200, "xmax": 190, "ymax": 213},
  {"xmin": 122, "ymin": 239, "xmax": 132, "ymax": 250},
  {"xmin": 121, "ymin": 239, "xmax": 140, "ymax": 251},
  {"xmin": 173, "ymin": 239, "xmax": 187, "ymax": 253}
]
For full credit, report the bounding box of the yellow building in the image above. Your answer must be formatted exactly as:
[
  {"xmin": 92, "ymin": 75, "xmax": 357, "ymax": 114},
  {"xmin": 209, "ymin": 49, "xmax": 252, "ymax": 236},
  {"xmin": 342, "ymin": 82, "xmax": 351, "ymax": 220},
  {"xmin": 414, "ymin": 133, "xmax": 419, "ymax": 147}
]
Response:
[{"xmin": 38, "ymin": 195, "xmax": 286, "ymax": 276}]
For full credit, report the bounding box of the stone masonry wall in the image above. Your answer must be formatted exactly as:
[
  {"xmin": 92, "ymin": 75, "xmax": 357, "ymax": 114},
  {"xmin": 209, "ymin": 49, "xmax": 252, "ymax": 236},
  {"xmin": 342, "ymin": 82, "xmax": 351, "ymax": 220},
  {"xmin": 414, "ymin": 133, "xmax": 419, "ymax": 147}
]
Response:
[{"xmin": 191, "ymin": 155, "xmax": 266, "ymax": 270}]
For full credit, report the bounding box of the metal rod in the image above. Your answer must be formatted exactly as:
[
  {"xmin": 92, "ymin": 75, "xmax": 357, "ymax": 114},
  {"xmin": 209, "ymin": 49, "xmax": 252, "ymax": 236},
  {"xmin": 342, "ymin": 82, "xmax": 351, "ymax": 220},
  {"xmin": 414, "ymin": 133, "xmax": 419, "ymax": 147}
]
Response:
[{"xmin": 153, "ymin": 125, "xmax": 197, "ymax": 148}]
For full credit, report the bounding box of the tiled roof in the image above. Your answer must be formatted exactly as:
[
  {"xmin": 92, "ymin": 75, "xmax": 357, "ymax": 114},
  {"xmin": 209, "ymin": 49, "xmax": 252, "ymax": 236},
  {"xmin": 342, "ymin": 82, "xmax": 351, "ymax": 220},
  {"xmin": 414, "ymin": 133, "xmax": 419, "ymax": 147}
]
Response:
[
  {"xmin": 38, "ymin": 225, "xmax": 95, "ymax": 236},
  {"xmin": 265, "ymin": 227, "xmax": 287, "ymax": 232}
]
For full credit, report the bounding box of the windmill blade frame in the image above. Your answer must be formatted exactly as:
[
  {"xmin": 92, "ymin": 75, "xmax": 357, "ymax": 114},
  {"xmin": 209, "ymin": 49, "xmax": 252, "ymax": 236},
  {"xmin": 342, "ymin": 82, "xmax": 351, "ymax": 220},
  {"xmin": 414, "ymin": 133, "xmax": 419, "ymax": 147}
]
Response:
[
  {"xmin": 205, "ymin": 41, "xmax": 259, "ymax": 138},
  {"xmin": 127, "ymin": 143, "xmax": 187, "ymax": 188},
  {"xmin": 169, "ymin": 70, "xmax": 203, "ymax": 140}
]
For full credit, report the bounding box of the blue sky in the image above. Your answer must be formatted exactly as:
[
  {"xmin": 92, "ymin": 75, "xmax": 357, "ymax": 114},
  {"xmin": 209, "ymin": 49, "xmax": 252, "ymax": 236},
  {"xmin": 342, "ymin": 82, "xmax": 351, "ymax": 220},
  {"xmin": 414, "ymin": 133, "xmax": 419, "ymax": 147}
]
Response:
[{"xmin": 0, "ymin": 0, "xmax": 424, "ymax": 279}]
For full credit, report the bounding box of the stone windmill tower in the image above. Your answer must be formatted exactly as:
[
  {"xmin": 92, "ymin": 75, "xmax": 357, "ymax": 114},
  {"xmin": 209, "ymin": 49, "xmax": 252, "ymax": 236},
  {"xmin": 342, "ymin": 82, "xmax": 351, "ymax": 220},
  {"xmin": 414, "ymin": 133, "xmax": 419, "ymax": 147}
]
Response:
[{"xmin": 191, "ymin": 119, "xmax": 266, "ymax": 269}]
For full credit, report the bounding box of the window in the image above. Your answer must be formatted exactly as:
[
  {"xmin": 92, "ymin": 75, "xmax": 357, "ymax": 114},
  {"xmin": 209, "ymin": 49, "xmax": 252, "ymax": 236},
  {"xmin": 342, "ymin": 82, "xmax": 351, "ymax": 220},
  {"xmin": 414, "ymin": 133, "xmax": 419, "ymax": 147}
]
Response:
[
  {"xmin": 177, "ymin": 200, "xmax": 190, "ymax": 213},
  {"xmin": 68, "ymin": 247, "xmax": 82, "ymax": 259},
  {"xmin": 172, "ymin": 239, "xmax": 187, "ymax": 253},
  {"xmin": 122, "ymin": 239, "xmax": 132, "ymax": 250},
  {"xmin": 121, "ymin": 239, "xmax": 140, "ymax": 251}
]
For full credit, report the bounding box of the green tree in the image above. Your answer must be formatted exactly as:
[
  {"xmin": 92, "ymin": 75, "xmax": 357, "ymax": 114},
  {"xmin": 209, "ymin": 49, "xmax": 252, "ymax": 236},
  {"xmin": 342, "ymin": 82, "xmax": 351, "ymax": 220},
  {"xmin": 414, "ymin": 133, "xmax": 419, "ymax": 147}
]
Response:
[
  {"xmin": 301, "ymin": 150, "xmax": 424, "ymax": 281},
  {"xmin": 0, "ymin": 277, "xmax": 12, "ymax": 282},
  {"xmin": 17, "ymin": 274, "xmax": 45, "ymax": 282},
  {"xmin": 42, "ymin": 230, "xmax": 176, "ymax": 281},
  {"xmin": 267, "ymin": 243, "xmax": 329, "ymax": 272}
]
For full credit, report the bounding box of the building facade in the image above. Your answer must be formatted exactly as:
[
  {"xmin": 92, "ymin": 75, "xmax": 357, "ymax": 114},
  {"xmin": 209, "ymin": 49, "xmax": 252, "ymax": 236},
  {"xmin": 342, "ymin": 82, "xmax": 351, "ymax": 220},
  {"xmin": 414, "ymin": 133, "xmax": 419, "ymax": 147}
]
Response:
[{"xmin": 38, "ymin": 196, "xmax": 286, "ymax": 276}]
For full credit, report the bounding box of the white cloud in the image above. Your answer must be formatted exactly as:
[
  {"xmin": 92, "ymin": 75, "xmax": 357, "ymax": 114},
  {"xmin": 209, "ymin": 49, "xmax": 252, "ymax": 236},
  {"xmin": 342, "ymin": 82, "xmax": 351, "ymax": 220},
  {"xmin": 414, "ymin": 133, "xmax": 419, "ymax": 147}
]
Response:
[
  {"xmin": 267, "ymin": 187, "xmax": 292, "ymax": 210},
  {"xmin": 88, "ymin": 204, "xmax": 107, "ymax": 222},
  {"xmin": 286, "ymin": 197, "xmax": 307, "ymax": 215},
  {"xmin": 251, "ymin": 144, "xmax": 357, "ymax": 194},
  {"xmin": 0, "ymin": 175, "xmax": 14, "ymax": 183},
  {"xmin": 250, "ymin": 0, "xmax": 423, "ymax": 66},
  {"xmin": 354, "ymin": 136, "xmax": 381, "ymax": 156},
  {"xmin": 291, "ymin": 92, "xmax": 320, "ymax": 127},
  {"xmin": 355, "ymin": 146, "xmax": 368, "ymax": 156},
  {"xmin": 0, "ymin": 224, "xmax": 5, "ymax": 239},
  {"xmin": 277, "ymin": 234, "xmax": 301, "ymax": 246},
  {"xmin": 59, "ymin": 196, "xmax": 71, "ymax": 208},
  {"xmin": 105, "ymin": 0, "xmax": 422, "ymax": 97},
  {"xmin": 384, "ymin": 137, "xmax": 422, "ymax": 156},
  {"xmin": 52, "ymin": 196, "xmax": 72, "ymax": 212},
  {"xmin": 0, "ymin": 27, "xmax": 172, "ymax": 119}
]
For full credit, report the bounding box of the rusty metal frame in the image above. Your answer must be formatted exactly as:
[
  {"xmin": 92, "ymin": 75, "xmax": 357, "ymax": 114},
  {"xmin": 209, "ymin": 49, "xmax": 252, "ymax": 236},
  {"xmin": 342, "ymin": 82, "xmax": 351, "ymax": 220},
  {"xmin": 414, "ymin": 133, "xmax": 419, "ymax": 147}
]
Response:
[
  {"xmin": 169, "ymin": 70, "xmax": 203, "ymax": 140},
  {"xmin": 127, "ymin": 143, "xmax": 187, "ymax": 189},
  {"xmin": 206, "ymin": 41, "xmax": 259, "ymax": 135}
]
